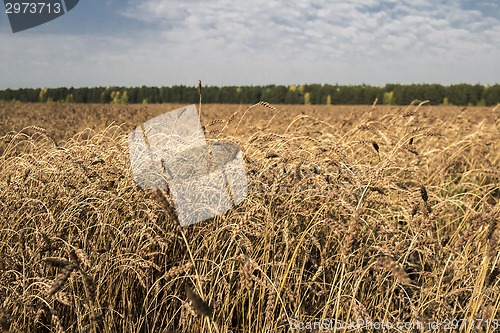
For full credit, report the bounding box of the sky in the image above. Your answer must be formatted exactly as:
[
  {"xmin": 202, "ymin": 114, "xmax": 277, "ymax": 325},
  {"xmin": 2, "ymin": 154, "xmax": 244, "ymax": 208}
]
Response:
[{"xmin": 0, "ymin": 0, "xmax": 499, "ymax": 89}]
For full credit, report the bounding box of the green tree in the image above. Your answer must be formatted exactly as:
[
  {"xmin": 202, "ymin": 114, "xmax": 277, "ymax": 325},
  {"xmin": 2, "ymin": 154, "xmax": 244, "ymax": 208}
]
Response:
[{"xmin": 482, "ymin": 84, "xmax": 500, "ymax": 106}]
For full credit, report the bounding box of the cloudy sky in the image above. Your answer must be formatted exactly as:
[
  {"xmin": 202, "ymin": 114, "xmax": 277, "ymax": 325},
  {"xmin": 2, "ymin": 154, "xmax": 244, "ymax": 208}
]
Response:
[{"xmin": 1, "ymin": 0, "xmax": 499, "ymax": 89}]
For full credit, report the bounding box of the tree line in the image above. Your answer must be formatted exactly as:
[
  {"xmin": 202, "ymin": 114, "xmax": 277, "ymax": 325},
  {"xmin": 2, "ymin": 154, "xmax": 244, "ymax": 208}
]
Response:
[{"xmin": 0, "ymin": 83, "xmax": 499, "ymax": 106}]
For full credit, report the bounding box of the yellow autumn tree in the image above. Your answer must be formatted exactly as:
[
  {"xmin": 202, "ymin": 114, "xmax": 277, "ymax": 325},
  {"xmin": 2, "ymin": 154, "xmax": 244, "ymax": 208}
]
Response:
[
  {"xmin": 326, "ymin": 94, "xmax": 332, "ymax": 105},
  {"xmin": 304, "ymin": 92, "xmax": 311, "ymax": 105}
]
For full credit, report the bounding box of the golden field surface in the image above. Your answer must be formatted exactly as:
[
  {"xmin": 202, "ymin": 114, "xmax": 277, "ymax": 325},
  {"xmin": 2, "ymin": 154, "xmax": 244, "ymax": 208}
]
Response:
[{"xmin": 0, "ymin": 101, "xmax": 499, "ymax": 332}]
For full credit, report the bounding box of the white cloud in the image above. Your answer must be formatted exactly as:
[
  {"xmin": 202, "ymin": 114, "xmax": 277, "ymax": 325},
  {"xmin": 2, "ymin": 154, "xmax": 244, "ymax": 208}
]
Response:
[
  {"xmin": 0, "ymin": 0, "xmax": 499, "ymax": 88},
  {"xmin": 121, "ymin": 0, "xmax": 500, "ymax": 62}
]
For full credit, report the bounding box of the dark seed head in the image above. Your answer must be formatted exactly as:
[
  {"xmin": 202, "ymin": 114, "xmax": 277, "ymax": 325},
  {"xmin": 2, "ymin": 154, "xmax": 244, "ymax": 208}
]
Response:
[
  {"xmin": 43, "ymin": 258, "xmax": 72, "ymax": 268},
  {"xmin": 420, "ymin": 185, "xmax": 428, "ymax": 202},
  {"xmin": 371, "ymin": 141, "xmax": 379, "ymax": 153},
  {"xmin": 186, "ymin": 286, "xmax": 212, "ymax": 318}
]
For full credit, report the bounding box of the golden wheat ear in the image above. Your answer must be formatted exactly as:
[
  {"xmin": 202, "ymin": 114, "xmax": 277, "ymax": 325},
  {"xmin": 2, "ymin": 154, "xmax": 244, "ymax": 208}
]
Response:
[
  {"xmin": 378, "ymin": 257, "xmax": 414, "ymax": 286},
  {"xmin": 43, "ymin": 257, "xmax": 72, "ymax": 268},
  {"xmin": 47, "ymin": 265, "xmax": 75, "ymax": 296},
  {"xmin": 185, "ymin": 285, "xmax": 213, "ymax": 319}
]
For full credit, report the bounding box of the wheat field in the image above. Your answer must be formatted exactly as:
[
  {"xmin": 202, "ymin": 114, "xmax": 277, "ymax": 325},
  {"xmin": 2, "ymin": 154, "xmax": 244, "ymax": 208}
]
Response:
[{"xmin": 0, "ymin": 101, "xmax": 499, "ymax": 332}]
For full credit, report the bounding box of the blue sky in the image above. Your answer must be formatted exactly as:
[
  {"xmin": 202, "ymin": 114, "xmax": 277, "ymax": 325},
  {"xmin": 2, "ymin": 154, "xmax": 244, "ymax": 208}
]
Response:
[{"xmin": 1, "ymin": 0, "xmax": 499, "ymax": 89}]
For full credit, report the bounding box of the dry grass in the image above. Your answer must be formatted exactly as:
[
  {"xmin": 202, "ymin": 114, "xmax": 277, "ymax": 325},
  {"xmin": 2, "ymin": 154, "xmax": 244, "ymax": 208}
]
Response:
[{"xmin": 0, "ymin": 101, "xmax": 499, "ymax": 332}]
